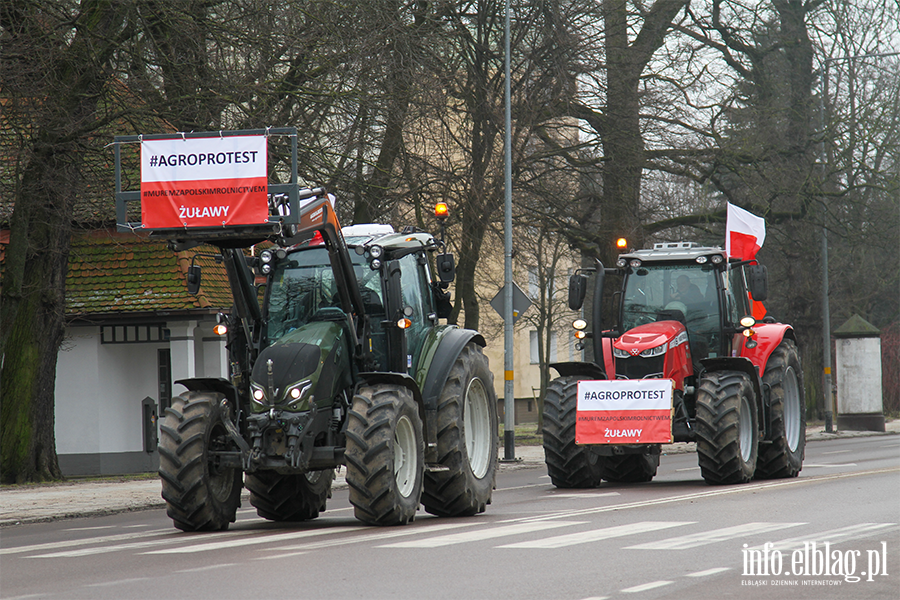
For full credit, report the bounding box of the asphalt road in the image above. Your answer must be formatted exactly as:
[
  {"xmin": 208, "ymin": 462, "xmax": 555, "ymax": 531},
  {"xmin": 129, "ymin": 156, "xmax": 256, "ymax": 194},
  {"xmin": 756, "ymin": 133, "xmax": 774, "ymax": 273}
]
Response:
[{"xmin": 1, "ymin": 435, "xmax": 898, "ymax": 600}]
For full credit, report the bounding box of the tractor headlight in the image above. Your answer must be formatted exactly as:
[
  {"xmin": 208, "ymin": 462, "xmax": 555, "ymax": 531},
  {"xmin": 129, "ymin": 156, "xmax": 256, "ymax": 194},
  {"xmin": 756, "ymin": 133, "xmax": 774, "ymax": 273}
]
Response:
[
  {"xmin": 260, "ymin": 249, "xmax": 274, "ymax": 263},
  {"xmin": 250, "ymin": 382, "xmax": 267, "ymax": 405},
  {"xmin": 640, "ymin": 343, "xmax": 668, "ymax": 358},
  {"xmin": 612, "ymin": 347, "xmax": 630, "ymax": 359},
  {"xmin": 369, "ymin": 245, "xmax": 383, "ymax": 259},
  {"xmin": 284, "ymin": 380, "xmax": 312, "ymax": 407}
]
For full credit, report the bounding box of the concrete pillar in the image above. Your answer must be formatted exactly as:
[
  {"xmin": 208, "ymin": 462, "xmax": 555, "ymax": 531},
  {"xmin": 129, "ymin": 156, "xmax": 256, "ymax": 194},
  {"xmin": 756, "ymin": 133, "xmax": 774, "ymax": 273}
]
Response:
[
  {"xmin": 168, "ymin": 320, "xmax": 197, "ymax": 387},
  {"xmin": 834, "ymin": 314, "xmax": 885, "ymax": 432}
]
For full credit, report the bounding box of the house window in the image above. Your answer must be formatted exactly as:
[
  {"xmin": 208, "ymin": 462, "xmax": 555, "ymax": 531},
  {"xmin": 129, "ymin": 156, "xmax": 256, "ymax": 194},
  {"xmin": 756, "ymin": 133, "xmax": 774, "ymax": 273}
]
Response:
[
  {"xmin": 101, "ymin": 324, "xmax": 168, "ymax": 344},
  {"xmin": 530, "ymin": 330, "xmax": 559, "ymax": 365}
]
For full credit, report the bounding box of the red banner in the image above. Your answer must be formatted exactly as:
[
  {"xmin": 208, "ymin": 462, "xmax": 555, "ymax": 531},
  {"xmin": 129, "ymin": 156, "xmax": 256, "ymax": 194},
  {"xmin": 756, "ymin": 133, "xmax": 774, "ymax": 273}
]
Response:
[
  {"xmin": 141, "ymin": 135, "xmax": 268, "ymax": 228},
  {"xmin": 575, "ymin": 379, "xmax": 673, "ymax": 445}
]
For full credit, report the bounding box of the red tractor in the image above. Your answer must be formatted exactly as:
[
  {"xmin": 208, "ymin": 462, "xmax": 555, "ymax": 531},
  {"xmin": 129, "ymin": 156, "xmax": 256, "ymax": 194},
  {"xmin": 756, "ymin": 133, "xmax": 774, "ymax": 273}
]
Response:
[{"xmin": 543, "ymin": 242, "xmax": 805, "ymax": 486}]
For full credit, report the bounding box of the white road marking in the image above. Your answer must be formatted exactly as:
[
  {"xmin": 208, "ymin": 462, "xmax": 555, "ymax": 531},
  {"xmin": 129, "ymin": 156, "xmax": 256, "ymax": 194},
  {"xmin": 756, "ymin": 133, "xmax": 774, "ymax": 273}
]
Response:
[
  {"xmin": 625, "ymin": 522, "xmax": 805, "ymax": 550},
  {"xmin": 498, "ymin": 521, "xmax": 694, "ymax": 549},
  {"xmin": 272, "ymin": 522, "xmax": 476, "ymax": 552},
  {"xmin": 143, "ymin": 526, "xmax": 359, "ymax": 554},
  {"xmin": 542, "ymin": 492, "xmax": 620, "ymax": 499},
  {"xmin": 2, "ymin": 529, "xmax": 172, "ymax": 556},
  {"xmin": 803, "ymin": 463, "xmax": 857, "ymax": 468},
  {"xmin": 86, "ymin": 578, "xmax": 152, "ymax": 588},
  {"xmin": 621, "ymin": 580, "xmax": 673, "ymax": 593},
  {"xmin": 821, "ymin": 450, "xmax": 851, "ymax": 455},
  {"xmin": 378, "ymin": 521, "xmax": 585, "ymax": 548},
  {"xmin": 175, "ymin": 563, "xmax": 238, "ymax": 574},
  {"xmin": 686, "ymin": 567, "xmax": 730, "ymax": 577},
  {"xmin": 745, "ymin": 523, "xmax": 897, "ymax": 552},
  {"xmin": 675, "ymin": 467, "xmax": 700, "ymax": 472}
]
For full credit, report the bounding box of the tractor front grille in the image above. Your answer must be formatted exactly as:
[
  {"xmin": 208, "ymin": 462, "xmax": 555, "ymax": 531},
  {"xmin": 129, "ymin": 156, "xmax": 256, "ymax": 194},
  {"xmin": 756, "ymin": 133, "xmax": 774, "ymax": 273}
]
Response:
[{"xmin": 615, "ymin": 355, "xmax": 665, "ymax": 380}]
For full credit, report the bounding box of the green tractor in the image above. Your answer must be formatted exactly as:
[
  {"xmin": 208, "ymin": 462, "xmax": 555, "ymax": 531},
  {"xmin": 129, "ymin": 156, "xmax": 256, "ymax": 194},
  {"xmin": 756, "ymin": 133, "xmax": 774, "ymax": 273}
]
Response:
[{"xmin": 114, "ymin": 129, "xmax": 498, "ymax": 530}]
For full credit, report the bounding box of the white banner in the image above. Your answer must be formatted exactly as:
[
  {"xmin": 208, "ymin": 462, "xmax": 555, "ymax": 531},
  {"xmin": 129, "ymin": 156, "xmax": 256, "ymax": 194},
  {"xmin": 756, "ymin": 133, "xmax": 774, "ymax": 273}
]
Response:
[
  {"xmin": 141, "ymin": 135, "xmax": 267, "ymax": 183},
  {"xmin": 577, "ymin": 379, "xmax": 673, "ymax": 412}
]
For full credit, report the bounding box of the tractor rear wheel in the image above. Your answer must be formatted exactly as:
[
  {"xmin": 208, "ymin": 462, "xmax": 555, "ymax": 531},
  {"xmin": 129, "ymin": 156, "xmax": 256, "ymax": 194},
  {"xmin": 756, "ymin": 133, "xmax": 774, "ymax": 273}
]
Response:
[
  {"xmin": 246, "ymin": 469, "xmax": 334, "ymax": 521},
  {"xmin": 695, "ymin": 371, "xmax": 759, "ymax": 484},
  {"xmin": 158, "ymin": 392, "xmax": 242, "ymax": 531},
  {"xmin": 599, "ymin": 452, "xmax": 659, "ymax": 483},
  {"xmin": 423, "ymin": 343, "xmax": 499, "ymax": 517},
  {"xmin": 345, "ymin": 384, "xmax": 424, "ymax": 525},
  {"xmin": 542, "ymin": 376, "xmax": 604, "ymax": 488},
  {"xmin": 756, "ymin": 339, "xmax": 805, "ymax": 479}
]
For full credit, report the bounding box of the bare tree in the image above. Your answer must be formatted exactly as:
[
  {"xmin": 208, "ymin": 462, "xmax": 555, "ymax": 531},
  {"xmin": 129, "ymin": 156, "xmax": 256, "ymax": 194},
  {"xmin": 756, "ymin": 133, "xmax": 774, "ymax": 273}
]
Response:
[{"xmin": 1, "ymin": 0, "xmax": 135, "ymax": 482}]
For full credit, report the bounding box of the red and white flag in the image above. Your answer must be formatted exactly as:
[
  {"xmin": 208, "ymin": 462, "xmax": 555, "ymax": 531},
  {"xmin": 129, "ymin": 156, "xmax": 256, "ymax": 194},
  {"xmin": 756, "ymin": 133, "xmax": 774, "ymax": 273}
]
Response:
[
  {"xmin": 725, "ymin": 203, "xmax": 766, "ymax": 319},
  {"xmin": 725, "ymin": 202, "xmax": 765, "ymax": 260}
]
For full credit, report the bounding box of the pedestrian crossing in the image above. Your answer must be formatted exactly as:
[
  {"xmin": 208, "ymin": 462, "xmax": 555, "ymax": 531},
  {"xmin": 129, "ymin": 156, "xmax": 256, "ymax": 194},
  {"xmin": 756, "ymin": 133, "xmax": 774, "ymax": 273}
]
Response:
[{"xmin": 7, "ymin": 517, "xmax": 896, "ymax": 560}]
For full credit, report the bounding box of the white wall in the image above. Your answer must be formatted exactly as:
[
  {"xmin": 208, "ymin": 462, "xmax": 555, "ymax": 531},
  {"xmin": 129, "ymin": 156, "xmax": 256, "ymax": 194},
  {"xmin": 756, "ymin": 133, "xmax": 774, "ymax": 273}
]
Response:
[{"xmin": 55, "ymin": 319, "xmax": 228, "ymax": 459}]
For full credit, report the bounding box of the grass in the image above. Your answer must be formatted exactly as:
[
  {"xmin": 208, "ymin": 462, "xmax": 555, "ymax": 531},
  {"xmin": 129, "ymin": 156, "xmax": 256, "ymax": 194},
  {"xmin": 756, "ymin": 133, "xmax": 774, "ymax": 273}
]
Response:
[{"xmin": 499, "ymin": 423, "xmax": 543, "ymax": 446}]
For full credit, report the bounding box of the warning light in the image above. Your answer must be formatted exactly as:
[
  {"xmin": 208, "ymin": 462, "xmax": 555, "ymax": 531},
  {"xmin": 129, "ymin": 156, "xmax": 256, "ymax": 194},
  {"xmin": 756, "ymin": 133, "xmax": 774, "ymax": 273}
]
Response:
[
  {"xmin": 435, "ymin": 202, "xmax": 449, "ymax": 220},
  {"xmin": 616, "ymin": 238, "xmax": 628, "ymax": 250},
  {"xmin": 397, "ymin": 318, "xmax": 412, "ymax": 329},
  {"xmin": 213, "ymin": 324, "xmax": 228, "ymax": 336}
]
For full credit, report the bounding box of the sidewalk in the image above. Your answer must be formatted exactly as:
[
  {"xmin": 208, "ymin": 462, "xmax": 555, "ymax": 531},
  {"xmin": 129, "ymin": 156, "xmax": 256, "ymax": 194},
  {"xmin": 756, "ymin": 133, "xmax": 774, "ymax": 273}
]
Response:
[{"xmin": 1, "ymin": 421, "xmax": 896, "ymax": 527}]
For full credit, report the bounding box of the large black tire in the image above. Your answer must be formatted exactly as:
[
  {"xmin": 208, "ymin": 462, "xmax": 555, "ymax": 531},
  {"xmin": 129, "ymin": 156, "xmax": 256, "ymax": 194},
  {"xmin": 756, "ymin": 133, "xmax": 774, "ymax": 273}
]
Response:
[
  {"xmin": 246, "ymin": 469, "xmax": 334, "ymax": 521},
  {"xmin": 542, "ymin": 376, "xmax": 604, "ymax": 488},
  {"xmin": 158, "ymin": 391, "xmax": 242, "ymax": 531},
  {"xmin": 756, "ymin": 339, "xmax": 805, "ymax": 479},
  {"xmin": 695, "ymin": 371, "xmax": 759, "ymax": 484},
  {"xmin": 599, "ymin": 453, "xmax": 659, "ymax": 483},
  {"xmin": 345, "ymin": 384, "xmax": 424, "ymax": 525},
  {"xmin": 423, "ymin": 343, "xmax": 499, "ymax": 517}
]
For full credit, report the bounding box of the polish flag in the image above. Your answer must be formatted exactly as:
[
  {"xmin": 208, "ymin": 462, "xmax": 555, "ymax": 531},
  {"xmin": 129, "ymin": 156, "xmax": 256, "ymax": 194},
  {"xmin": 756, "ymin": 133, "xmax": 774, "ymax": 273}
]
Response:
[
  {"xmin": 725, "ymin": 203, "xmax": 767, "ymax": 319},
  {"xmin": 726, "ymin": 203, "xmax": 766, "ymax": 260}
]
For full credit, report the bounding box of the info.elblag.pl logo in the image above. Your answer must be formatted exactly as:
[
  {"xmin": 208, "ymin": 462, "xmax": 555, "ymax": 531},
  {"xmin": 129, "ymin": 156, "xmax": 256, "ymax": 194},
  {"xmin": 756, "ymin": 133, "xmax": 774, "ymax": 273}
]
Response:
[{"xmin": 741, "ymin": 541, "xmax": 889, "ymax": 586}]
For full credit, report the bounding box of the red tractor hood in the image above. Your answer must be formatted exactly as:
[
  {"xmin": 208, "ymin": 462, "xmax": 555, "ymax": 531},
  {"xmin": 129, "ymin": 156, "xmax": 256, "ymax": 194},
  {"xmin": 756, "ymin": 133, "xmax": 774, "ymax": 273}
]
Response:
[{"xmin": 614, "ymin": 321, "xmax": 685, "ymax": 354}]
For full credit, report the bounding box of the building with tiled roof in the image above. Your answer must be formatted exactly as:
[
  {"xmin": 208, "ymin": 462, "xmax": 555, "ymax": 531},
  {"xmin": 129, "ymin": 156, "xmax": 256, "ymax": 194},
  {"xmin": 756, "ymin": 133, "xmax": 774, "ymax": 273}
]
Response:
[{"xmin": 41, "ymin": 229, "xmax": 237, "ymax": 476}]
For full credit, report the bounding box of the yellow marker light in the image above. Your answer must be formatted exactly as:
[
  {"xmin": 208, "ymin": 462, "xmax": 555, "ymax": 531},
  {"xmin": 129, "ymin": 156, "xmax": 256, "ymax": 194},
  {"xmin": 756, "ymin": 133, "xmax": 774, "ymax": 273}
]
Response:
[
  {"xmin": 616, "ymin": 237, "xmax": 628, "ymax": 249},
  {"xmin": 435, "ymin": 202, "xmax": 449, "ymax": 219},
  {"xmin": 213, "ymin": 324, "xmax": 228, "ymax": 336},
  {"xmin": 397, "ymin": 318, "xmax": 412, "ymax": 329},
  {"xmin": 574, "ymin": 330, "xmax": 586, "ymax": 340}
]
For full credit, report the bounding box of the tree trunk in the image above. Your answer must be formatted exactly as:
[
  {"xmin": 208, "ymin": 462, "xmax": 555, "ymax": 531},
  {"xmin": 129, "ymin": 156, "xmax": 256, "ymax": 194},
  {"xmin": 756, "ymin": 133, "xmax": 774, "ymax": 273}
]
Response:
[{"xmin": 0, "ymin": 142, "xmax": 79, "ymax": 483}]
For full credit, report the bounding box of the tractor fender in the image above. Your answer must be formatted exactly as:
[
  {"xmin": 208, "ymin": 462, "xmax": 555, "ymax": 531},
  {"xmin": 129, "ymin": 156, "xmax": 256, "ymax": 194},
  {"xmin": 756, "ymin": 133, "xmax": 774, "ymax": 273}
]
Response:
[
  {"xmin": 699, "ymin": 356, "xmax": 766, "ymax": 426},
  {"xmin": 416, "ymin": 327, "xmax": 486, "ymax": 462},
  {"xmin": 550, "ymin": 336, "xmax": 615, "ymax": 379},
  {"xmin": 419, "ymin": 327, "xmax": 486, "ymax": 410},
  {"xmin": 739, "ymin": 323, "xmax": 794, "ymax": 376},
  {"xmin": 549, "ymin": 361, "xmax": 607, "ymax": 380},
  {"xmin": 175, "ymin": 377, "xmax": 240, "ymax": 406}
]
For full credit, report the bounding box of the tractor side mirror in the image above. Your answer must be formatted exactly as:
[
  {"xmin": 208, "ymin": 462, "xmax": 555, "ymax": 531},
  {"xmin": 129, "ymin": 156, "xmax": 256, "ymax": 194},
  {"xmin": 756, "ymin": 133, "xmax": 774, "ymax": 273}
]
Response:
[
  {"xmin": 747, "ymin": 264, "xmax": 768, "ymax": 301},
  {"xmin": 186, "ymin": 265, "xmax": 202, "ymax": 295},
  {"xmin": 436, "ymin": 253, "xmax": 455, "ymax": 284},
  {"xmin": 568, "ymin": 273, "xmax": 588, "ymax": 310}
]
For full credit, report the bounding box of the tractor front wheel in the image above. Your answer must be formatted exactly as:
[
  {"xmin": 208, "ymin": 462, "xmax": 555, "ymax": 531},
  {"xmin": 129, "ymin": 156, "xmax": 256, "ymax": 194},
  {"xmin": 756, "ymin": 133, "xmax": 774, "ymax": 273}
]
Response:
[
  {"xmin": 542, "ymin": 376, "xmax": 604, "ymax": 488},
  {"xmin": 423, "ymin": 343, "xmax": 499, "ymax": 517},
  {"xmin": 695, "ymin": 371, "xmax": 759, "ymax": 484},
  {"xmin": 756, "ymin": 339, "xmax": 805, "ymax": 479},
  {"xmin": 158, "ymin": 391, "xmax": 242, "ymax": 531},
  {"xmin": 345, "ymin": 384, "xmax": 424, "ymax": 525}
]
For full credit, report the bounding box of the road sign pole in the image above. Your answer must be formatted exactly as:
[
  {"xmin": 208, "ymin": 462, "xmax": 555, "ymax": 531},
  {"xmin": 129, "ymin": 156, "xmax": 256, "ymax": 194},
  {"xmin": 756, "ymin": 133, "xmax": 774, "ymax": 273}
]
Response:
[{"xmin": 502, "ymin": 0, "xmax": 516, "ymax": 461}]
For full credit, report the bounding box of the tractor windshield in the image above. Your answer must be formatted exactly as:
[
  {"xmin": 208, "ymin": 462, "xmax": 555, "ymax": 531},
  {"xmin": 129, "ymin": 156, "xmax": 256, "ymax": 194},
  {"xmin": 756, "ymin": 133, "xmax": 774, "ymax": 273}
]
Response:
[
  {"xmin": 622, "ymin": 263, "xmax": 723, "ymax": 359},
  {"xmin": 266, "ymin": 247, "xmax": 383, "ymax": 344}
]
